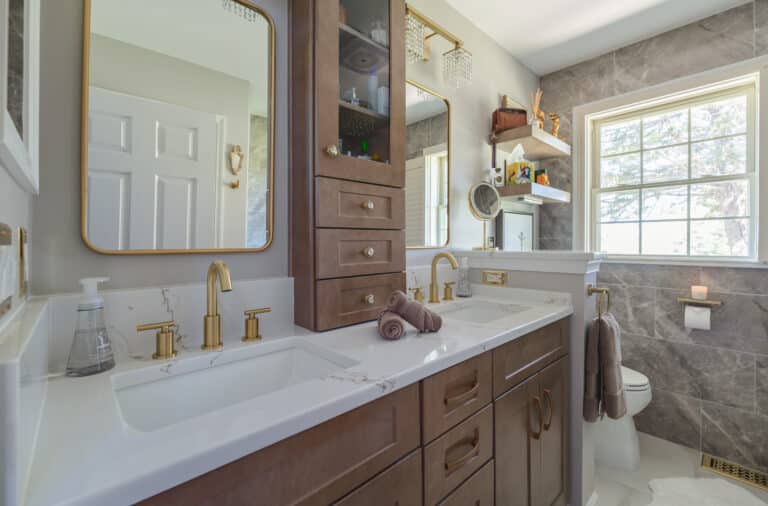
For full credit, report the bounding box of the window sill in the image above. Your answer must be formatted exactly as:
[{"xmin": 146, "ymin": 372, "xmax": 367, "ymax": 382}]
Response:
[{"xmin": 600, "ymin": 255, "xmax": 768, "ymax": 269}]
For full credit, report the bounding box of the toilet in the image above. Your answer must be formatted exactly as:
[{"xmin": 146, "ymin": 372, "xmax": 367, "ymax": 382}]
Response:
[{"xmin": 594, "ymin": 366, "xmax": 652, "ymax": 471}]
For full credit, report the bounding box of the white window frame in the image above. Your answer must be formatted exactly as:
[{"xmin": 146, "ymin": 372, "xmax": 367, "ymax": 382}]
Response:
[{"xmin": 572, "ymin": 56, "xmax": 768, "ymax": 267}]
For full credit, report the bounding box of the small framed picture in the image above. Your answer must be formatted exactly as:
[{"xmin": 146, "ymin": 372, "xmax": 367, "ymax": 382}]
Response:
[{"xmin": 0, "ymin": 0, "xmax": 40, "ymax": 194}]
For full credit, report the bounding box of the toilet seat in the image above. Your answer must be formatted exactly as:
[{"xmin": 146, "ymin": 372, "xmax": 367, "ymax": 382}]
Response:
[{"xmin": 622, "ymin": 366, "xmax": 650, "ymax": 391}]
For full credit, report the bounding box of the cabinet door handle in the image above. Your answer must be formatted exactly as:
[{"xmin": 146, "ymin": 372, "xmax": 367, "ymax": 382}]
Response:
[
  {"xmin": 444, "ymin": 432, "xmax": 480, "ymax": 475},
  {"xmin": 531, "ymin": 396, "xmax": 543, "ymax": 440},
  {"xmin": 324, "ymin": 144, "xmax": 339, "ymax": 158},
  {"xmin": 543, "ymin": 389, "xmax": 553, "ymax": 431},
  {"xmin": 362, "ymin": 294, "xmax": 376, "ymax": 305},
  {"xmin": 361, "ymin": 200, "xmax": 375, "ymax": 210},
  {"xmin": 443, "ymin": 378, "xmax": 480, "ymax": 409},
  {"xmin": 361, "ymin": 247, "xmax": 375, "ymax": 258}
]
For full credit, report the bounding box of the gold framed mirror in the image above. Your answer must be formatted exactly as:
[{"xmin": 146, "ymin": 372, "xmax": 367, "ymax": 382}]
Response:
[
  {"xmin": 80, "ymin": 0, "xmax": 275, "ymax": 254},
  {"xmin": 405, "ymin": 80, "xmax": 450, "ymax": 249}
]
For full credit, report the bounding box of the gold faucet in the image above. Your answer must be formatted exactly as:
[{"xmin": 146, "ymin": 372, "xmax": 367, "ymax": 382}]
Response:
[
  {"xmin": 203, "ymin": 261, "xmax": 233, "ymax": 350},
  {"xmin": 429, "ymin": 252, "xmax": 459, "ymax": 303}
]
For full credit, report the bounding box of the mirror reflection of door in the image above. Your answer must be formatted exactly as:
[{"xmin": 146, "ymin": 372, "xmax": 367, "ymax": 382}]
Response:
[
  {"xmin": 405, "ymin": 81, "xmax": 450, "ymax": 248},
  {"xmin": 83, "ymin": 0, "xmax": 274, "ymax": 253}
]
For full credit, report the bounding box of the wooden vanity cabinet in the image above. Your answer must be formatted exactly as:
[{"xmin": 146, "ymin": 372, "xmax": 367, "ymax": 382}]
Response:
[{"xmin": 290, "ymin": 0, "xmax": 407, "ymax": 331}]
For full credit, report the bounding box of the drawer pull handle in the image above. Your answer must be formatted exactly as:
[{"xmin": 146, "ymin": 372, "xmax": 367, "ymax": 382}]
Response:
[
  {"xmin": 543, "ymin": 389, "xmax": 553, "ymax": 431},
  {"xmin": 444, "ymin": 432, "xmax": 480, "ymax": 475},
  {"xmin": 324, "ymin": 144, "xmax": 340, "ymax": 158},
  {"xmin": 443, "ymin": 379, "xmax": 480, "ymax": 409},
  {"xmin": 362, "ymin": 294, "xmax": 376, "ymax": 305},
  {"xmin": 361, "ymin": 200, "xmax": 375, "ymax": 210},
  {"xmin": 362, "ymin": 247, "xmax": 375, "ymax": 258},
  {"xmin": 531, "ymin": 396, "xmax": 543, "ymax": 440}
]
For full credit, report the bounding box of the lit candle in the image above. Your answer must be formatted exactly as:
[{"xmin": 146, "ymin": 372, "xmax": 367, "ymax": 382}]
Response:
[{"xmin": 691, "ymin": 285, "xmax": 708, "ymax": 300}]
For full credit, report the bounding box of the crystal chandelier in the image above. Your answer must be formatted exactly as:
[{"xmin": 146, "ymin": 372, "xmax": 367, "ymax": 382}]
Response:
[
  {"xmin": 443, "ymin": 46, "xmax": 472, "ymax": 89},
  {"xmin": 221, "ymin": 0, "xmax": 261, "ymax": 22},
  {"xmin": 405, "ymin": 12, "xmax": 426, "ymax": 63}
]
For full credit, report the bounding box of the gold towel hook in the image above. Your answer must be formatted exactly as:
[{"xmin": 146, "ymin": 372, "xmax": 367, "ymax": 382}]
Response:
[{"xmin": 587, "ymin": 284, "xmax": 611, "ymax": 318}]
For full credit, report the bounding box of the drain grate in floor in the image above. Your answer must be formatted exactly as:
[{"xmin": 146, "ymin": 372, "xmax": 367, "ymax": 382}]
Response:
[{"xmin": 701, "ymin": 454, "xmax": 768, "ymax": 492}]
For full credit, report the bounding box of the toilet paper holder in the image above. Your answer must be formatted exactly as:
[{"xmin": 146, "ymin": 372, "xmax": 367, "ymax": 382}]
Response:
[{"xmin": 677, "ymin": 297, "xmax": 722, "ymax": 308}]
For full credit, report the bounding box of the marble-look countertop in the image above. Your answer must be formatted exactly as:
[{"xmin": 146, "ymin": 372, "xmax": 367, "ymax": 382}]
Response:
[{"xmin": 24, "ymin": 285, "xmax": 572, "ymax": 506}]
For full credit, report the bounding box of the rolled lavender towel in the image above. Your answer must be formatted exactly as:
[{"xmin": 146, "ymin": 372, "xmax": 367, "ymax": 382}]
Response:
[
  {"xmin": 386, "ymin": 291, "xmax": 442, "ymax": 333},
  {"xmin": 378, "ymin": 310, "xmax": 406, "ymax": 340}
]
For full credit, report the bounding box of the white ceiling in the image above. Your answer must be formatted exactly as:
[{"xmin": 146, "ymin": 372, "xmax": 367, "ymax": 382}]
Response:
[
  {"xmin": 90, "ymin": 0, "xmax": 270, "ymax": 114},
  {"xmin": 445, "ymin": 0, "xmax": 751, "ymax": 75}
]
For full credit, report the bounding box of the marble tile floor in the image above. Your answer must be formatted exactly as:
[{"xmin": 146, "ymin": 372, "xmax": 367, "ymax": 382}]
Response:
[{"xmin": 594, "ymin": 432, "xmax": 768, "ymax": 505}]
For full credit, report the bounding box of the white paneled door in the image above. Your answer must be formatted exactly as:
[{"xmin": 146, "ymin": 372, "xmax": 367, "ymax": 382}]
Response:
[{"xmin": 87, "ymin": 87, "xmax": 218, "ymax": 250}]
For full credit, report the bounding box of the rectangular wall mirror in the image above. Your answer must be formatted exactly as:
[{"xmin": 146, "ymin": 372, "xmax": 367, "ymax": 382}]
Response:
[
  {"xmin": 405, "ymin": 80, "xmax": 450, "ymax": 248},
  {"xmin": 81, "ymin": 0, "xmax": 274, "ymax": 254}
]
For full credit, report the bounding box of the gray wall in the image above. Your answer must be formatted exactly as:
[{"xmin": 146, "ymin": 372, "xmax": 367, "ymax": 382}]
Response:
[
  {"xmin": 538, "ymin": 1, "xmax": 768, "ymax": 473},
  {"xmin": 30, "ymin": 0, "xmax": 288, "ymax": 295}
]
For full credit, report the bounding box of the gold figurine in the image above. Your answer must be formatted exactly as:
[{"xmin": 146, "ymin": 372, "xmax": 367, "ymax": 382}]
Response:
[
  {"xmin": 531, "ymin": 88, "xmax": 546, "ymax": 129},
  {"xmin": 548, "ymin": 113, "xmax": 561, "ymax": 138}
]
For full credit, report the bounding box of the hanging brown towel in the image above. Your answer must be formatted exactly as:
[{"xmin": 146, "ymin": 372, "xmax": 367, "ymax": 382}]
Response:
[{"xmin": 584, "ymin": 313, "xmax": 627, "ymax": 422}]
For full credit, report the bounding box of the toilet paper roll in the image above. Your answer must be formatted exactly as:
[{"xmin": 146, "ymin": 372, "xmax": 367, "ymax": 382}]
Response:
[{"xmin": 684, "ymin": 305, "xmax": 710, "ymax": 330}]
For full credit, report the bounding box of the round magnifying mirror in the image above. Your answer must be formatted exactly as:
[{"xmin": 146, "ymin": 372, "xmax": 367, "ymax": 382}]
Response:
[{"xmin": 468, "ymin": 182, "xmax": 501, "ymax": 250}]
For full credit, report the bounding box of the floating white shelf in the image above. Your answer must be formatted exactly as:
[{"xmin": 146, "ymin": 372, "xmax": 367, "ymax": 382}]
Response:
[
  {"xmin": 490, "ymin": 125, "xmax": 571, "ymax": 160},
  {"xmin": 497, "ymin": 183, "xmax": 571, "ymax": 205}
]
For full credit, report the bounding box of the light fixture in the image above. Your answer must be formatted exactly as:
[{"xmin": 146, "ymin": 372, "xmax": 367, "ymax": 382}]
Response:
[
  {"xmin": 221, "ymin": 0, "xmax": 261, "ymax": 22},
  {"xmin": 405, "ymin": 4, "xmax": 473, "ymax": 88}
]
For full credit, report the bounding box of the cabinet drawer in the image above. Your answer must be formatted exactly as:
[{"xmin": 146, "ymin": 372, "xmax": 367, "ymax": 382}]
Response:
[
  {"xmin": 316, "ymin": 273, "xmax": 405, "ymax": 330},
  {"xmin": 438, "ymin": 460, "xmax": 494, "ymax": 506},
  {"xmin": 140, "ymin": 384, "xmax": 420, "ymax": 506},
  {"xmin": 424, "ymin": 404, "xmax": 494, "ymax": 505},
  {"xmin": 316, "ymin": 229, "xmax": 405, "ymax": 279},
  {"xmin": 493, "ymin": 319, "xmax": 568, "ymax": 397},
  {"xmin": 316, "ymin": 178, "xmax": 405, "ymax": 229},
  {"xmin": 334, "ymin": 450, "xmax": 422, "ymax": 506},
  {"xmin": 422, "ymin": 353, "xmax": 492, "ymax": 443}
]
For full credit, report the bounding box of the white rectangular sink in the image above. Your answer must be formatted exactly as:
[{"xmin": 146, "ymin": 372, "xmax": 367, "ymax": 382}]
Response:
[
  {"xmin": 437, "ymin": 300, "xmax": 530, "ymax": 324},
  {"xmin": 112, "ymin": 338, "xmax": 358, "ymax": 432}
]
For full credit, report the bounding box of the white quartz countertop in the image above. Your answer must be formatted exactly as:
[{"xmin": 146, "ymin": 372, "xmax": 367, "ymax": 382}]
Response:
[{"xmin": 24, "ymin": 286, "xmax": 572, "ymax": 506}]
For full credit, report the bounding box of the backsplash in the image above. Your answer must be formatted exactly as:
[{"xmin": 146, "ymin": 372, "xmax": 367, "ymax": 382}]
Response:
[
  {"xmin": 599, "ymin": 263, "xmax": 768, "ymax": 473},
  {"xmin": 46, "ymin": 277, "xmax": 294, "ymax": 374}
]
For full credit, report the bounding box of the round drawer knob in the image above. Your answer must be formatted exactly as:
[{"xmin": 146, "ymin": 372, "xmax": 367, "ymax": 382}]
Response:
[
  {"xmin": 324, "ymin": 144, "xmax": 340, "ymax": 158},
  {"xmin": 362, "ymin": 247, "xmax": 375, "ymax": 258},
  {"xmin": 361, "ymin": 200, "xmax": 375, "ymax": 210},
  {"xmin": 362, "ymin": 294, "xmax": 376, "ymax": 305}
]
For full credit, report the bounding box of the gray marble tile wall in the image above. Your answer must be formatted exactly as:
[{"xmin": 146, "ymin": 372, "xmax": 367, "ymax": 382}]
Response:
[
  {"xmin": 598, "ymin": 263, "xmax": 768, "ymax": 472},
  {"xmin": 538, "ymin": 1, "xmax": 765, "ymax": 250}
]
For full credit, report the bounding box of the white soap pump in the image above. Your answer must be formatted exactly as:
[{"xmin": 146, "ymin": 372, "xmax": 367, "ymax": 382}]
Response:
[{"xmin": 65, "ymin": 277, "xmax": 115, "ymax": 376}]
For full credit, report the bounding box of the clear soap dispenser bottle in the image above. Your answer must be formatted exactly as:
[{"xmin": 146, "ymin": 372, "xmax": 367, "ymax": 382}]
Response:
[
  {"xmin": 457, "ymin": 257, "xmax": 472, "ymax": 298},
  {"xmin": 66, "ymin": 277, "xmax": 115, "ymax": 377}
]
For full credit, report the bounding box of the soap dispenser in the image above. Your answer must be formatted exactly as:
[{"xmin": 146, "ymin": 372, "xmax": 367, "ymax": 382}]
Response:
[
  {"xmin": 66, "ymin": 277, "xmax": 115, "ymax": 377},
  {"xmin": 457, "ymin": 257, "xmax": 472, "ymax": 297}
]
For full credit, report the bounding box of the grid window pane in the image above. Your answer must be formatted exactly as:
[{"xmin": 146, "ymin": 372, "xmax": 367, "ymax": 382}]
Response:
[
  {"xmin": 643, "ymin": 145, "xmax": 688, "ymax": 183},
  {"xmin": 642, "ymin": 185, "xmax": 687, "ymax": 221},
  {"xmin": 643, "ymin": 109, "xmax": 688, "ymax": 149},
  {"xmin": 600, "ymin": 223, "xmax": 639, "ymax": 255},
  {"xmin": 691, "ymin": 136, "xmax": 747, "ymax": 178},
  {"xmin": 691, "ymin": 95, "xmax": 746, "ymax": 141},
  {"xmin": 600, "ymin": 190, "xmax": 639, "ymax": 222},
  {"xmin": 641, "ymin": 221, "xmax": 687, "ymax": 255},
  {"xmin": 601, "ymin": 119, "xmax": 641, "ymax": 156},
  {"xmin": 601, "ymin": 153, "xmax": 641, "ymax": 187},
  {"xmin": 690, "ymin": 219, "xmax": 749, "ymax": 256},
  {"xmin": 690, "ymin": 180, "xmax": 749, "ymax": 219}
]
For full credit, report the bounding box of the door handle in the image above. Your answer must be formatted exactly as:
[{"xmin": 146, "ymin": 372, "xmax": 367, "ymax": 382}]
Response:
[
  {"xmin": 324, "ymin": 144, "xmax": 339, "ymax": 158},
  {"xmin": 443, "ymin": 378, "xmax": 480, "ymax": 409},
  {"xmin": 361, "ymin": 247, "xmax": 375, "ymax": 258},
  {"xmin": 361, "ymin": 199, "xmax": 375, "ymax": 210},
  {"xmin": 444, "ymin": 431, "xmax": 480, "ymax": 475},
  {"xmin": 543, "ymin": 389, "xmax": 553, "ymax": 431},
  {"xmin": 531, "ymin": 396, "xmax": 543, "ymax": 440}
]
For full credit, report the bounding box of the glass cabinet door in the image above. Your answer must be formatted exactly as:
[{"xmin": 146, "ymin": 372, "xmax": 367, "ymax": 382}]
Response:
[{"xmin": 316, "ymin": 0, "xmax": 405, "ymax": 188}]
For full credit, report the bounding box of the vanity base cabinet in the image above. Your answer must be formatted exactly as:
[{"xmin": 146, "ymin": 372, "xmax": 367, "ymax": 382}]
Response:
[{"xmin": 333, "ymin": 449, "xmax": 422, "ymax": 506}]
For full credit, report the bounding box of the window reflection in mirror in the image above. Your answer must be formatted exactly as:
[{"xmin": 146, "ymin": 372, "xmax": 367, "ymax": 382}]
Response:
[
  {"xmin": 405, "ymin": 81, "xmax": 449, "ymax": 248},
  {"xmin": 82, "ymin": 0, "xmax": 274, "ymax": 253}
]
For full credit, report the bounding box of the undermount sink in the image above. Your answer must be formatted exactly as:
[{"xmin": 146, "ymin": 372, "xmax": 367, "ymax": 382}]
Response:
[
  {"xmin": 437, "ymin": 300, "xmax": 530, "ymax": 324},
  {"xmin": 112, "ymin": 338, "xmax": 358, "ymax": 432}
]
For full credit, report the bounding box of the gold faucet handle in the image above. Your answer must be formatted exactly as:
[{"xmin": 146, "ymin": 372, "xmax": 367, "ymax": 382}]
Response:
[
  {"xmin": 409, "ymin": 287, "xmax": 425, "ymax": 304},
  {"xmin": 243, "ymin": 307, "xmax": 271, "ymax": 342},
  {"xmin": 136, "ymin": 321, "xmax": 177, "ymax": 360},
  {"xmin": 443, "ymin": 282, "xmax": 456, "ymax": 301}
]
